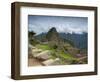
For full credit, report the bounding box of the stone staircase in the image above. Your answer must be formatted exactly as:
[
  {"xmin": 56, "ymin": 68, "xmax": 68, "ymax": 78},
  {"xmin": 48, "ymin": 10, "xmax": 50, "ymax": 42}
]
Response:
[
  {"xmin": 42, "ymin": 58, "xmax": 60, "ymax": 66},
  {"xmin": 29, "ymin": 45, "xmax": 61, "ymax": 66}
]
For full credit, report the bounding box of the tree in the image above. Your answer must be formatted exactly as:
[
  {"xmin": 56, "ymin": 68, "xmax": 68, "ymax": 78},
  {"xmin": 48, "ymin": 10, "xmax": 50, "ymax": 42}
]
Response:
[
  {"xmin": 28, "ymin": 31, "xmax": 38, "ymax": 45},
  {"xmin": 28, "ymin": 31, "xmax": 36, "ymax": 39}
]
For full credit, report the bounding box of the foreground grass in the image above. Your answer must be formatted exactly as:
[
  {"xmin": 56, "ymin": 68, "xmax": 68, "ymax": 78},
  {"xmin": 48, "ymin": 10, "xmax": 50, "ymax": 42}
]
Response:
[
  {"xmin": 60, "ymin": 52, "xmax": 77, "ymax": 60},
  {"xmin": 36, "ymin": 44, "xmax": 51, "ymax": 50},
  {"xmin": 35, "ymin": 44, "xmax": 78, "ymax": 62}
]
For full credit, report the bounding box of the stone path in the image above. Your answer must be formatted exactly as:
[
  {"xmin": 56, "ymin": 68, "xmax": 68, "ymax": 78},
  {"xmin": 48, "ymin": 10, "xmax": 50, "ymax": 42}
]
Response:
[
  {"xmin": 28, "ymin": 44, "xmax": 61, "ymax": 66},
  {"xmin": 28, "ymin": 58, "xmax": 42, "ymax": 66},
  {"xmin": 42, "ymin": 58, "xmax": 60, "ymax": 66}
]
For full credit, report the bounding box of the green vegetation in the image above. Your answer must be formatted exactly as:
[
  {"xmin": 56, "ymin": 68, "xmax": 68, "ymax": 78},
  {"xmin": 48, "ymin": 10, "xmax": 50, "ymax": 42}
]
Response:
[
  {"xmin": 28, "ymin": 27, "xmax": 87, "ymax": 65},
  {"xmin": 34, "ymin": 43, "xmax": 79, "ymax": 64},
  {"xmin": 36, "ymin": 44, "xmax": 51, "ymax": 50},
  {"xmin": 59, "ymin": 52, "xmax": 75, "ymax": 60}
]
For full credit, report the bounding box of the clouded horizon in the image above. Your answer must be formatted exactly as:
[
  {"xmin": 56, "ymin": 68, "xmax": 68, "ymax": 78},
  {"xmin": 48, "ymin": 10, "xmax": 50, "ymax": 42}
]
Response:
[{"xmin": 28, "ymin": 15, "xmax": 88, "ymax": 35}]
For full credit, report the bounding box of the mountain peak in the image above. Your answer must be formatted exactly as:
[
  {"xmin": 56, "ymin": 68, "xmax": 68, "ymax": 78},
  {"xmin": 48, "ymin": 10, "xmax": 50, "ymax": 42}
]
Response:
[
  {"xmin": 46, "ymin": 27, "xmax": 60, "ymax": 41},
  {"xmin": 49, "ymin": 27, "xmax": 57, "ymax": 32}
]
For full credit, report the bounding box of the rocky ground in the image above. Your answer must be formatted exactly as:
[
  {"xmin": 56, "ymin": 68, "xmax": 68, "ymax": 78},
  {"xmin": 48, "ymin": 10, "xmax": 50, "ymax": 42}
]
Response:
[
  {"xmin": 28, "ymin": 44, "xmax": 62, "ymax": 66},
  {"xmin": 28, "ymin": 44, "xmax": 87, "ymax": 66}
]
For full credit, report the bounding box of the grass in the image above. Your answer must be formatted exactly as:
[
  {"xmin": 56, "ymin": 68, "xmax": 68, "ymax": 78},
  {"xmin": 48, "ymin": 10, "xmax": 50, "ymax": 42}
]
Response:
[
  {"xmin": 36, "ymin": 44, "xmax": 77, "ymax": 60},
  {"xmin": 36, "ymin": 44, "xmax": 51, "ymax": 50},
  {"xmin": 60, "ymin": 52, "xmax": 77, "ymax": 60},
  {"xmin": 35, "ymin": 43, "xmax": 79, "ymax": 64},
  {"xmin": 36, "ymin": 44, "xmax": 56, "ymax": 51}
]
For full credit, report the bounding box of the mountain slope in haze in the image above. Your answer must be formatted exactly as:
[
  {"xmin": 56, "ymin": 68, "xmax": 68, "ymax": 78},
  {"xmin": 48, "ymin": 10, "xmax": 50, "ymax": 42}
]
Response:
[
  {"xmin": 59, "ymin": 32, "xmax": 88, "ymax": 49},
  {"xmin": 35, "ymin": 30, "xmax": 87, "ymax": 49}
]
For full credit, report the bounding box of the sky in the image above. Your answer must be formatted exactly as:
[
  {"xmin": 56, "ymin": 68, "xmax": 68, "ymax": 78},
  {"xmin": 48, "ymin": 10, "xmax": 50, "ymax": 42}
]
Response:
[{"xmin": 28, "ymin": 15, "xmax": 88, "ymax": 35}]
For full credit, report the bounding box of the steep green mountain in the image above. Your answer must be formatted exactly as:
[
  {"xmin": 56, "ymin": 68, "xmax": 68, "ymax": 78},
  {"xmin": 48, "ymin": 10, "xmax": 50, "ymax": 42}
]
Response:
[
  {"xmin": 46, "ymin": 27, "xmax": 60, "ymax": 41},
  {"xmin": 35, "ymin": 27, "xmax": 62, "ymax": 44},
  {"xmin": 46, "ymin": 27, "xmax": 63, "ymax": 48},
  {"xmin": 35, "ymin": 31, "xmax": 88, "ymax": 49},
  {"xmin": 35, "ymin": 27, "xmax": 80, "ymax": 55},
  {"xmin": 35, "ymin": 27, "xmax": 74, "ymax": 49}
]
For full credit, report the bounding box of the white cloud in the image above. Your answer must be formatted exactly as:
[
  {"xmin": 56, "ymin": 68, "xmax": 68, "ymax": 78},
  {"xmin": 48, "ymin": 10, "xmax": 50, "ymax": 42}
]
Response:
[{"xmin": 28, "ymin": 15, "xmax": 88, "ymax": 35}]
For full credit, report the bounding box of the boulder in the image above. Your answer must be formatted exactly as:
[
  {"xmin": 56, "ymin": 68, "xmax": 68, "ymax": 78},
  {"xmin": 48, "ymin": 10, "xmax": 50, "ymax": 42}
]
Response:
[
  {"xmin": 34, "ymin": 50, "xmax": 51, "ymax": 60},
  {"xmin": 42, "ymin": 58, "xmax": 60, "ymax": 66}
]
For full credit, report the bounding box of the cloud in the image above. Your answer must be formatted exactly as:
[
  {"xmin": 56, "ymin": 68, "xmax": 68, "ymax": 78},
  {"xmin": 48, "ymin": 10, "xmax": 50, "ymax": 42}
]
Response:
[
  {"xmin": 28, "ymin": 15, "xmax": 88, "ymax": 34},
  {"xmin": 66, "ymin": 27, "xmax": 87, "ymax": 34}
]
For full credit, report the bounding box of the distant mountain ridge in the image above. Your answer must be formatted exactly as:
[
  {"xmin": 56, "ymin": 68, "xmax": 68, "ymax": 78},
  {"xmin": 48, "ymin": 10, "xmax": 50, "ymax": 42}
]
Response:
[
  {"xmin": 35, "ymin": 28, "xmax": 87, "ymax": 49},
  {"xmin": 59, "ymin": 32, "xmax": 88, "ymax": 49}
]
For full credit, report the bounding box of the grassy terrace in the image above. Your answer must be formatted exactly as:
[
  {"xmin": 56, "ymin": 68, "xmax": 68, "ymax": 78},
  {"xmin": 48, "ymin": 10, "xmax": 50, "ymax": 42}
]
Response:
[
  {"xmin": 36, "ymin": 44, "xmax": 51, "ymax": 50},
  {"xmin": 35, "ymin": 44, "xmax": 78, "ymax": 64}
]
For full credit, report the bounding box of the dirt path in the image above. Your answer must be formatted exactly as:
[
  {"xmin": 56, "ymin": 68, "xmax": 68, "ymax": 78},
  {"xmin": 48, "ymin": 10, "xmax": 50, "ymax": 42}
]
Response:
[{"xmin": 28, "ymin": 58, "xmax": 43, "ymax": 66}]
